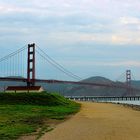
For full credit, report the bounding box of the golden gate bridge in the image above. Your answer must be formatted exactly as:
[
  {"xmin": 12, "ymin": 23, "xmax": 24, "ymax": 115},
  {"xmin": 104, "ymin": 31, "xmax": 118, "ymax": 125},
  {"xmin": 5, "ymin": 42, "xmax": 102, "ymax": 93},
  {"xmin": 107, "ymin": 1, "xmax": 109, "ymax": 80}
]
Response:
[{"xmin": 0, "ymin": 43, "xmax": 140, "ymax": 97}]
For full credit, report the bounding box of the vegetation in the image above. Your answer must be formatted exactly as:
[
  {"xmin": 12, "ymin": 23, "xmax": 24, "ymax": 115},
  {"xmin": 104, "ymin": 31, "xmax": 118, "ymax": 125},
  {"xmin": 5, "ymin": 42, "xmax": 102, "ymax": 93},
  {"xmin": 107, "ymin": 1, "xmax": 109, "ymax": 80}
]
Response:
[{"xmin": 0, "ymin": 92, "xmax": 80, "ymax": 140}]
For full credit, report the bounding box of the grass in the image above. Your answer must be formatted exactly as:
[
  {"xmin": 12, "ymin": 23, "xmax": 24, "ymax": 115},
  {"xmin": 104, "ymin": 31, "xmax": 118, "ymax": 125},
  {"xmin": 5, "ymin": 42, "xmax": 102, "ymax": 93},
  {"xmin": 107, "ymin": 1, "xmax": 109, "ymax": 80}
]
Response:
[{"xmin": 0, "ymin": 92, "xmax": 80, "ymax": 140}]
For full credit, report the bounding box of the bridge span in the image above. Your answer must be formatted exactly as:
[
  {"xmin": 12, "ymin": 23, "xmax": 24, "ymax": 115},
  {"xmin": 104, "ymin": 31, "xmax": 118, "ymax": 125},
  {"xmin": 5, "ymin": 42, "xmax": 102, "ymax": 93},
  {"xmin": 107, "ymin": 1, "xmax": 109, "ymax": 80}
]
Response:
[{"xmin": 0, "ymin": 43, "xmax": 140, "ymax": 95}]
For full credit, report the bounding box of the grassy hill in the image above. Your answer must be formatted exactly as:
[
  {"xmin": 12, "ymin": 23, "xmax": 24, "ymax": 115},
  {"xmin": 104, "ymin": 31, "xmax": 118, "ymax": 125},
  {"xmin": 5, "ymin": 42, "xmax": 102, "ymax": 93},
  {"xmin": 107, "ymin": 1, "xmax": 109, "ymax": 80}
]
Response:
[{"xmin": 0, "ymin": 92, "xmax": 80, "ymax": 140}]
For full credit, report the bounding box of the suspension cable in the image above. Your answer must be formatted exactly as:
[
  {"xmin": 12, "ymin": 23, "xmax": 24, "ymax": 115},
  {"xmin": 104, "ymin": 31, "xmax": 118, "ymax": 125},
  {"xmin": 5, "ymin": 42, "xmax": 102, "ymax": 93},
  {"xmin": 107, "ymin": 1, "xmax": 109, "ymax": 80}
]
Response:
[
  {"xmin": 36, "ymin": 45, "xmax": 82, "ymax": 80},
  {"xmin": 36, "ymin": 50, "xmax": 81, "ymax": 81},
  {"xmin": 0, "ymin": 45, "xmax": 27, "ymax": 63}
]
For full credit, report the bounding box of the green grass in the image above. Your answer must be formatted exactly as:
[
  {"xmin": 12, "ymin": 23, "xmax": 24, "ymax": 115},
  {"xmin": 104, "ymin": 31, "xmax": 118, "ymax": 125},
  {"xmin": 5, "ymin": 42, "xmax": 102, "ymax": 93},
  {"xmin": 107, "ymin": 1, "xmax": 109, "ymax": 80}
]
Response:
[{"xmin": 0, "ymin": 92, "xmax": 80, "ymax": 140}]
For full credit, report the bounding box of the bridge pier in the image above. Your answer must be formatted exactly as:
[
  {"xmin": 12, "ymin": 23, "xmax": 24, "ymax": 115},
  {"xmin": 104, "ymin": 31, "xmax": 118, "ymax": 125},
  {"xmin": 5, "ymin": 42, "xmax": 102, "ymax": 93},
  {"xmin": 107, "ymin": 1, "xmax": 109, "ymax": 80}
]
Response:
[{"xmin": 66, "ymin": 96, "xmax": 140, "ymax": 102}]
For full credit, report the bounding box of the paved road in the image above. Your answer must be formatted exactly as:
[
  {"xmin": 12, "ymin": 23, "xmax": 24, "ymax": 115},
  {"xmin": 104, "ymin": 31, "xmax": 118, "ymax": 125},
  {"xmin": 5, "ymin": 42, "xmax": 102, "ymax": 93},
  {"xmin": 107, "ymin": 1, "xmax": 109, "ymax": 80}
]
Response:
[{"xmin": 40, "ymin": 102, "xmax": 140, "ymax": 140}]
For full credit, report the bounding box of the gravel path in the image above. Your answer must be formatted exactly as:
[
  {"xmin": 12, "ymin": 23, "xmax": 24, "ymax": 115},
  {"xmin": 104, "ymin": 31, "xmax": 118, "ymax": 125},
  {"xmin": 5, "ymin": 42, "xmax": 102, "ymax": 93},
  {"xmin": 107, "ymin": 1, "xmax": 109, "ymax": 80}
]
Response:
[{"xmin": 40, "ymin": 102, "xmax": 140, "ymax": 140}]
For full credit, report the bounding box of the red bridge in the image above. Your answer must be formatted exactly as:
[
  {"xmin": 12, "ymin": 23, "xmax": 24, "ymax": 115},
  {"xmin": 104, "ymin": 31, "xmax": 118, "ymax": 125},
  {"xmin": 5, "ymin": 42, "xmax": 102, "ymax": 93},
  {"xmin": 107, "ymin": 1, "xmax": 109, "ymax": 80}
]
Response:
[{"xmin": 0, "ymin": 43, "xmax": 139, "ymax": 94}]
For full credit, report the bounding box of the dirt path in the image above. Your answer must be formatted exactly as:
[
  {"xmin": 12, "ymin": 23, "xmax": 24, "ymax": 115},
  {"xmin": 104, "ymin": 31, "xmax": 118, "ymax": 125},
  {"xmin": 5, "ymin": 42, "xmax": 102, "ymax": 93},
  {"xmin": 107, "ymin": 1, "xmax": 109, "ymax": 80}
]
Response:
[{"xmin": 40, "ymin": 102, "xmax": 140, "ymax": 140}]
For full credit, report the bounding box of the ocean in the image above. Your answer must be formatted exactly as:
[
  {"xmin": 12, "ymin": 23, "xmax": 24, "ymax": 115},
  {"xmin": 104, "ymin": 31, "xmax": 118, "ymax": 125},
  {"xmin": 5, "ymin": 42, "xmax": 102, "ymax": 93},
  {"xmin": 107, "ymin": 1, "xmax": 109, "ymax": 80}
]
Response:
[{"xmin": 107, "ymin": 100, "xmax": 140, "ymax": 105}]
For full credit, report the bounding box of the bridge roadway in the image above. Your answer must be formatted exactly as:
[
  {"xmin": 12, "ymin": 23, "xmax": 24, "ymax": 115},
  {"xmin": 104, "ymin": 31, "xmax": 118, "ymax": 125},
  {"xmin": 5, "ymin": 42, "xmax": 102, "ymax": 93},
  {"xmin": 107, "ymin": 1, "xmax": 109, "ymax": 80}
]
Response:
[
  {"xmin": 0, "ymin": 77, "xmax": 139, "ymax": 88},
  {"xmin": 0, "ymin": 77, "xmax": 140, "ymax": 93}
]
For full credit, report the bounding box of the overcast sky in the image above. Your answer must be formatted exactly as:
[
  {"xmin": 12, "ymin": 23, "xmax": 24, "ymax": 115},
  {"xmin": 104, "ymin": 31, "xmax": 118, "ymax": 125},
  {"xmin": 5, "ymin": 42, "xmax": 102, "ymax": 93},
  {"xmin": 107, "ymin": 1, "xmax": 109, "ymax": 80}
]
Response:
[{"xmin": 0, "ymin": 0, "xmax": 140, "ymax": 80}]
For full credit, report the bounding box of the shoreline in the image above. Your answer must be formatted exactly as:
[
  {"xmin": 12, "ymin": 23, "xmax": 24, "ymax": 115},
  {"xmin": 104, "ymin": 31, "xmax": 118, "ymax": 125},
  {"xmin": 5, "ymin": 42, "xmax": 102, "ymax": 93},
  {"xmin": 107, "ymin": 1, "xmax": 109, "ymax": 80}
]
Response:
[
  {"xmin": 102, "ymin": 101, "xmax": 140, "ymax": 111},
  {"xmin": 116, "ymin": 102, "xmax": 140, "ymax": 111}
]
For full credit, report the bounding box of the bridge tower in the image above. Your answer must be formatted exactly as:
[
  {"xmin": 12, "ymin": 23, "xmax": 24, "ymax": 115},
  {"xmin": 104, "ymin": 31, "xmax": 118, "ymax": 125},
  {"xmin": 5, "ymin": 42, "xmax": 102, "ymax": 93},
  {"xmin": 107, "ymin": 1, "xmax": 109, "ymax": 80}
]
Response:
[
  {"xmin": 27, "ymin": 43, "xmax": 35, "ymax": 87},
  {"xmin": 126, "ymin": 70, "xmax": 131, "ymax": 87},
  {"xmin": 126, "ymin": 70, "xmax": 132, "ymax": 95},
  {"xmin": 5, "ymin": 43, "xmax": 44, "ymax": 92}
]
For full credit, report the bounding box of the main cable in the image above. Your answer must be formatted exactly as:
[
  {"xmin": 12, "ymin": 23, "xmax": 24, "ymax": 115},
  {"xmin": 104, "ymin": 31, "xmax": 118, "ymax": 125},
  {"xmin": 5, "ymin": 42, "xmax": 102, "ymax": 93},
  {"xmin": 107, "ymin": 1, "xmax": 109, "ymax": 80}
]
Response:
[
  {"xmin": 0, "ymin": 45, "xmax": 27, "ymax": 63},
  {"xmin": 36, "ymin": 50, "xmax": 81, "ymax": 81},
  {"xmin": 36, "ymin": 45, "xmax": 82, "ymax": 81}
]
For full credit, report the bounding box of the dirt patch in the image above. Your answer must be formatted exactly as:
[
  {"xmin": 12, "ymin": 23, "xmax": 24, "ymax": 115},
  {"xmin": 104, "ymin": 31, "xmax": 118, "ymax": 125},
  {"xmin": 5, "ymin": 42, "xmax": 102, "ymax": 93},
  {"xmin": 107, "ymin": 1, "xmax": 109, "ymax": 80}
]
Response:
[
  {"xmin": 18, "ymin": 116, "xmax": 73, "ymax": 140},
  {"xmin": 40, "ymin": 102, "xmax": 140, "ymax": 140}
]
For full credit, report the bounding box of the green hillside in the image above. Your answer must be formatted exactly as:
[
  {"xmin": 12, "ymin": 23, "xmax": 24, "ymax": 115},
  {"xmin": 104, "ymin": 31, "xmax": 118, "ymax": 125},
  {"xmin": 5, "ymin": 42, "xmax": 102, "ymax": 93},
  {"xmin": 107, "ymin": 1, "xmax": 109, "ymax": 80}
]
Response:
[{"xmin": 0, "ymin": 92, "xmax": 80, "ymax": 140}]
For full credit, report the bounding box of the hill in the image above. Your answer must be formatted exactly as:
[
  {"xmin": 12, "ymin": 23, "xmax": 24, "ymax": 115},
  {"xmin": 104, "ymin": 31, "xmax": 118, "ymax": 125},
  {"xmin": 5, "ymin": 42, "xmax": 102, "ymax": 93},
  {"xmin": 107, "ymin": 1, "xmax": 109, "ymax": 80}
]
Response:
[
  {"xmin": 0, "ymin": 92, "xmax": 80, "ymax": 140},
  {"xmin": 63, "ymin": 76, "xmax": 140, "ymax": 96},
  {"xmin": 81, "ymin": 76, "xmax": 113, "ymax": 83}
]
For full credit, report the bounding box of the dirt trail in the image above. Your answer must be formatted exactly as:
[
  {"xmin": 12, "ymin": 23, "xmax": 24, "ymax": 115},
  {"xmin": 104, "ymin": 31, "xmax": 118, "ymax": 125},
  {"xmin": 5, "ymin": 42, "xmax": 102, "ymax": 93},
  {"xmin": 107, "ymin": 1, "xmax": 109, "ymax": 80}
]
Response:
[{"xmin": 40, "ymin": 102, "xmax": 140, "ymax": 140}]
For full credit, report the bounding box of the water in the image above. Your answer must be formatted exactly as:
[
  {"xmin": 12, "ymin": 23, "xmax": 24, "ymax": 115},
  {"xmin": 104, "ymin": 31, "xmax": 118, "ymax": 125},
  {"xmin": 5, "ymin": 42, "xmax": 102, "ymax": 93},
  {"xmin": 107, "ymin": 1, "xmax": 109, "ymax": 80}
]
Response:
[{"xmin": 106, "ymin": 100, "xmax": 140, "ymax": 105}]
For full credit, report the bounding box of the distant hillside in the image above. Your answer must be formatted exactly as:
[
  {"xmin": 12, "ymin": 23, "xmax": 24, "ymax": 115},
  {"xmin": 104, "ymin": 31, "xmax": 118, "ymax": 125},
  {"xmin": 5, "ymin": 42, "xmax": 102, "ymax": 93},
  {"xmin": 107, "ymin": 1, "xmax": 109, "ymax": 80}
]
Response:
[
  {"xmin": 81, "ymin": 76, "xmax": 113, "ymax": 84},
  {"xmin": 40, "ymin": 76, "xmax": 140, "ymax": 96},
  {"xmin": 6, "ymin": 76, "xmax": 25, "ymax": 79},
  {"xmin": 63, "ymin": 77, "xmax": 122, "ymax": 96},
  {"xmin": 131, "ymin": 80, "xmax": 140, "ymax": 88},
  {"xmin": 64, "ymin": 76, "xmax": 140, "ymax": 97}
]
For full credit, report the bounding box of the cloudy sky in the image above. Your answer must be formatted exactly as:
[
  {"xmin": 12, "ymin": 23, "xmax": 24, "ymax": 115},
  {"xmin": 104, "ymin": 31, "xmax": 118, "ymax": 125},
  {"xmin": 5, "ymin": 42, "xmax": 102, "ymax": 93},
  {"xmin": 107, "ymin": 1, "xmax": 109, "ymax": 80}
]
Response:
[{"xmin": 0, "ymin": 0, "xmax": 140, "ymax": 80}]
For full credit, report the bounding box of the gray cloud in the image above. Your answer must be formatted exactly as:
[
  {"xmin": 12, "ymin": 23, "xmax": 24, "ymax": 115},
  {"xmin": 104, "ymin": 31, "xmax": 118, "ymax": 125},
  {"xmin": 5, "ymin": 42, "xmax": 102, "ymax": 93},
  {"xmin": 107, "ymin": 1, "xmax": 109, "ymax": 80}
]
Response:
[{"xmin": 0, "ymin": 0, "xmax": 140, "ymax": 80}]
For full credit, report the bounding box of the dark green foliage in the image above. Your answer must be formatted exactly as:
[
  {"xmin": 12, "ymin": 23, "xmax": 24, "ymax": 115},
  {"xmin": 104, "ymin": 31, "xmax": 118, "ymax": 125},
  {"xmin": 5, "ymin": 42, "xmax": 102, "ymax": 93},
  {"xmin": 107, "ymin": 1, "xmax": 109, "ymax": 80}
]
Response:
[
  {"xmin": 0, "ymin": 92, "xmax": 74, "ymax": 106},
  {"xmin": 0, "ymin": 92, "xmax": 80, "ymax": 140}
]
